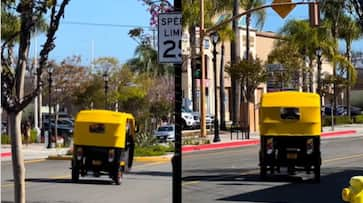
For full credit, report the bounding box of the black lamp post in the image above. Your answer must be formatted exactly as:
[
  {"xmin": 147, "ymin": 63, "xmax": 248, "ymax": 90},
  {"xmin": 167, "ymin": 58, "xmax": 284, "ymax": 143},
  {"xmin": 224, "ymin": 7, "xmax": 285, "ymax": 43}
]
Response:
[
  {"xmin": 47, "ymin": 66, "xmax": 53, "ymax": 148},
  {"xmin": 211, "ymin": 32, "xmax": 220, "ymax": 142},
  {"xmin": 316, "ymin": 47, "xmax": 323, "ymax": 131},
  {"xmin": 103, "ymin": 72, "xmax": 109, "ymax": 109}
]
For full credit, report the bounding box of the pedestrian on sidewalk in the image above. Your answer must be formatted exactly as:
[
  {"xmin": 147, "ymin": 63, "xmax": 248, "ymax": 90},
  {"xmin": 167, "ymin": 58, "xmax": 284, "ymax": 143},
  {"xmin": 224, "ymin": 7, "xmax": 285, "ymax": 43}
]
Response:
[{"xmin": 22, "ymin": 119, "xmax": 31, "ymax": 146}]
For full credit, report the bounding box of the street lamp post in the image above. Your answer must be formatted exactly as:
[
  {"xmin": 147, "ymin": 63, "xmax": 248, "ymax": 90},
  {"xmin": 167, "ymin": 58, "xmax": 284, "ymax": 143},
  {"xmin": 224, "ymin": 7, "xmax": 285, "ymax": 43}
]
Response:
[
  {"xmin": 47, "ymin": 66, "xmax": 53, "ymax": 148},
  {"xmin": 211, "ymin": 32, "xmax": 220, "ymax": 142},
  {"xmin": 103, "ymin": 72, "xmax": 109, "ymax": 110},
  {"xmin": 316, "ymin": 47, "xmax": 323, "ymax": 131}
]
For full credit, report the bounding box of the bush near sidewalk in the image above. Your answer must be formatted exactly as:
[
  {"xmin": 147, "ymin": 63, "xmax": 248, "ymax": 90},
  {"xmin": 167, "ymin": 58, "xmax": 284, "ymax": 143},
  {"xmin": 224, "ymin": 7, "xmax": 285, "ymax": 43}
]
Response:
[
  {"xmin": 1, "ymin": 129, "xmax": 38, "ymax": 144},
  {"xmin": 323, "ymin": 116, "xmax": 353, "ymax": 126},
  {"xmin": 135, "ymin": 143, "xmax": 174, "ymax": 156},
  {"xmin": 354, "ymin": 115, "xmax": 363, "ymax": 123}
]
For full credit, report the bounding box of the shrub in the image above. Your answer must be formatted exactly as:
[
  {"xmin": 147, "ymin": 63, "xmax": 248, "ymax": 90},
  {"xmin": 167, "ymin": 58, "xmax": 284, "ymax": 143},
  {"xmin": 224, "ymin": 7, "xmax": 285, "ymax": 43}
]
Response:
[
  {"xmin": 354, "ymin": 115, "xmax": 363, "ymax": 123},
  {"xmin": 323, "ymin": 116, "xmax": 352, "ymax": 126},
  {"xmin": 135, "ymin": 132, "xmax": 158, "ymax": 147},
  {"xmin": 182, "ymin": 137, "xmax": 210, "ymax": 145},
  {"xmin": 335, "ymin": 116, "xmax": 353, "ymax": 125},
  {"xmin": 1, "ymin": 134, "xmax": 11, "ymax": 144},
  {"xmin": 134, "ymin": 144, "xmax": 172, "ymax": 156}
]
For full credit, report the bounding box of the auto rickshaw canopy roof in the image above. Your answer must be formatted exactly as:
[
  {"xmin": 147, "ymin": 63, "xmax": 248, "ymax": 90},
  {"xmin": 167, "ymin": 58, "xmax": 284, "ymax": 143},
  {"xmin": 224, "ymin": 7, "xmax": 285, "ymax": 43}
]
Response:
[
  {"xmin": 261, "ymin": 91, "xmax": 320, "ymax": 107},
  {"xmin": 75, "ymin": 110, "xmax": 135, "ymax": 124}
]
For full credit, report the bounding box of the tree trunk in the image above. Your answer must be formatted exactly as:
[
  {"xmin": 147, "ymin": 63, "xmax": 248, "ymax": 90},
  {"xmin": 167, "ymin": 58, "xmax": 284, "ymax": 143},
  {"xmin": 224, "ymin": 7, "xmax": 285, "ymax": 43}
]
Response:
[
  {"xmin": 190, "ymin": 25, "xmax": 198, "ymax": 112},
  {"xmin": 346, "ymin": 43, "xmax": 351, "ymax": 118},
  {"xmin": 309, "ymin": 60, "xmax": 314, "ymax": 92},
  {"xmin": 219, "ymin": 43, "xmax": 226, "ymax": 130},
  {"xmin": 231, "ymin": 0, "xmax": 240, "ymax": 124},
  {"xmin": 245, "ymin": 14, "xmax": 251, "ymax": 60},
  {"xmin": 9, "ymin": 112, "xmax": 26, "ymax": 203}
]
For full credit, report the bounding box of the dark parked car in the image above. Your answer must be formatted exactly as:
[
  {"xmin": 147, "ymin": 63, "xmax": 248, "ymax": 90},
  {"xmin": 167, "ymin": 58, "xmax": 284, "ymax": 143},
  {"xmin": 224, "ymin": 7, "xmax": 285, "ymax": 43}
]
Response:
[
  {"xmin": 323, "ymin": 105, "xmax": 362, "ymax": 116},
  {"xmin": 41, "ymin": 120, "xmax": 73, "ymax": 145}
]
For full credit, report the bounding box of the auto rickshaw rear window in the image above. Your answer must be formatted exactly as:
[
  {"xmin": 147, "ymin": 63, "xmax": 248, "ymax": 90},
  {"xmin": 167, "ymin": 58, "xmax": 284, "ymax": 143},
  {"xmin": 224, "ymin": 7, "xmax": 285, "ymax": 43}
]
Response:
[
  {"xmin": 89, "ymin": 123, "xmax": 105, "ymax": 133},
  {"xmin": 280, "ymin": 107, "xmax": 300, "ymax": 120}
]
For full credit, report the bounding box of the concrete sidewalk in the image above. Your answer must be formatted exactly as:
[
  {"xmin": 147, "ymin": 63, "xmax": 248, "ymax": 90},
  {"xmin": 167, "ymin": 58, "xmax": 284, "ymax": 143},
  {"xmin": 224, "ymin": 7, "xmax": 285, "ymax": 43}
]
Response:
[
  {"xmin": 182, "ymin": 123, "xmax": 363, "ymax": 153},
  {"xmin": 1, "ymin": 143, "xmax": 70, "ymax": 162}
]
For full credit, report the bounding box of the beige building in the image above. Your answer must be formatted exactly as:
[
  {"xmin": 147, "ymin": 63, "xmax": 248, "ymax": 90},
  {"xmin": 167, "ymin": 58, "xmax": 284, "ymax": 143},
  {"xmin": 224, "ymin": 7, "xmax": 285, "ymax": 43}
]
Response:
[{"xmin": 182, "ymin": 25, "xmax": 333, "ymax": 133}]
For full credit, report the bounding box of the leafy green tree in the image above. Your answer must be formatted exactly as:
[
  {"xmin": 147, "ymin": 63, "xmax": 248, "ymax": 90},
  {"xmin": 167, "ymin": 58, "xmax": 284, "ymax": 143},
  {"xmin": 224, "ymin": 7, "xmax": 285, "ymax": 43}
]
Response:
[
  {"xmin": 278, "ymin": 19, "xmax": 337, "ymax": 92},
  {"xmin": 268, "ymin": 43, "xmax": 305, "ymax": 89},
  {"xmin": 225, "ymin": 56, "xmax": 267, "ymax": 103},
  {"xmin": 1, "ymin": 1, "xmax": 70, "ymax": 202}
]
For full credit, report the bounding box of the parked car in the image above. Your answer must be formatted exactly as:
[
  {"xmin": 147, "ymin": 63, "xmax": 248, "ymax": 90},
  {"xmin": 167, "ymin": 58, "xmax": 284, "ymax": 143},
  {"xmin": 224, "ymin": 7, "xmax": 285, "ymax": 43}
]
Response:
[
  {"xmin": 181, "ymin": 108, "xmax": 200, "ymax": 129},
  {"xmin": 323, "ymin": 105, "xmax": 362, "ymax": 116},
  {"xmin": 154, "ymin": 124, "xmax": 175, "ymax": 142},
  {"xmin": 41, "ymin": 120, "xmax": 73, "ymax": 145},
  {"xmin": 1, "ymin": 122, "xmax": 7, "ymax": 134},
  {"xmin": 182, "ymin": 107, "xmax": 214, "ymax": 129}
]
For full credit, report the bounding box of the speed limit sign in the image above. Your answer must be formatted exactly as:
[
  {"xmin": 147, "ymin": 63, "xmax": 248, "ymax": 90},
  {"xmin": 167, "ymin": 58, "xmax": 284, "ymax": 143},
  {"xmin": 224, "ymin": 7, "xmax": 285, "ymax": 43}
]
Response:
[{"xmin": 158, "ymin": 12, "xmax": 182, "ymax": 64}]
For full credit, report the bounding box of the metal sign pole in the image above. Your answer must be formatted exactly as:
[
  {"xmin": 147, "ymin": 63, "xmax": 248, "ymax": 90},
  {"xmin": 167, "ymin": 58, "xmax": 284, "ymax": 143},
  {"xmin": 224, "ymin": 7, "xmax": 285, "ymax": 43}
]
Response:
[{"xmin": 172, "ymin": 1, "xmax": 182, "ymax": 203}]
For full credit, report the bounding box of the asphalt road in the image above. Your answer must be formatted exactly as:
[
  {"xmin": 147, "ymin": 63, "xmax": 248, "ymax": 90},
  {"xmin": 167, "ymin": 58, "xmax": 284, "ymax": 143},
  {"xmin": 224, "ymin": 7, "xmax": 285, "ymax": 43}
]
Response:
[
  {"xmin": 182, "ymin": 136, "xmax": 363, "ymax": 203},
  {"xmin": 1, "ymin": 159, "xmax": 172, "ymax": 203}
]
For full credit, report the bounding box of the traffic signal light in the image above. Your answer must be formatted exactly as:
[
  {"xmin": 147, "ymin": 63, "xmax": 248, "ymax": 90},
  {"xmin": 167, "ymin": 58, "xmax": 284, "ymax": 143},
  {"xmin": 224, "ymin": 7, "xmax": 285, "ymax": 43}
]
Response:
[{"xmin": 194, "ymin": 57, "xmax": 201, "ymax": 79}]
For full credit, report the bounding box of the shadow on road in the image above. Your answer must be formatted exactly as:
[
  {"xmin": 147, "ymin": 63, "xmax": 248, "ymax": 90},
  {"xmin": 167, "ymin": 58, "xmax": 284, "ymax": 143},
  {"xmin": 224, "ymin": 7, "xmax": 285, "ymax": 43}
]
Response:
[
  {"xmin": 183, "ymin": 167, "xmax": 363, "ymax": 203},
  {"xmin": 25, "ymin": 178, "xmax": 115, "ymax": 185},
  {"xmin": 128, "ymin": 171, "xmax": 172, "ymax": 177}
]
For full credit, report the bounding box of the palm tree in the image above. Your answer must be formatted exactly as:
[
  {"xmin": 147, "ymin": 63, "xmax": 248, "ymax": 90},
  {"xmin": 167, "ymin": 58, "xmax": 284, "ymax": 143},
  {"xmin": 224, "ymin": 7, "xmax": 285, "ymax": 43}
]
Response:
[
  {"xmin": 279, "ymin": 19, "xmax": 336, "ymax": 92},
  {"xmin": 182, "ymin": 0, "xmax": 232, "ymax": 111},
  {"xmin": 319, "ymin": 0, "xmax": 346, "ymax": 114},
  {"xmin": 338, "ymin": 14, "xmax": 362, "ymax": 118},
  {"xmin": 240, "ymin": 0, "xmax": 266, "ymax": 59}
]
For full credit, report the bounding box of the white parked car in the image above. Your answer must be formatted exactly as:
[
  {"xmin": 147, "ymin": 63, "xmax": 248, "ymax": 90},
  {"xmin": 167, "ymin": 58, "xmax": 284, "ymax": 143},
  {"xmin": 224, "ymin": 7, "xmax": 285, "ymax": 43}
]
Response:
[
  {"xmin": 182, "ymin": 109, "xmax": 200, "ymax": 129},
  {"xmin": 154, "ymin": 125, "xmax": 175, "ymax": 142}
]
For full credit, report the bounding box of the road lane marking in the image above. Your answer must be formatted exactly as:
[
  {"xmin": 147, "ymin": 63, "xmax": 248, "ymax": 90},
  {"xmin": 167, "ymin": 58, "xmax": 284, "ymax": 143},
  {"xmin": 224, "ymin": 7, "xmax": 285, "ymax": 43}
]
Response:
[{"xmin": 323, "ymin": 153, "xmax": 363, "ymax": 164}]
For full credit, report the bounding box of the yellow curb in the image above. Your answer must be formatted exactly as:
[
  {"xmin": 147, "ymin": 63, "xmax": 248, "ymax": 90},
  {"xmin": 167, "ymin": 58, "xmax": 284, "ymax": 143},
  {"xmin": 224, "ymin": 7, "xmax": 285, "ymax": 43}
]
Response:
[
  {"xmin": 134, "ymin": 156, "xmax": 172, "ymax": 162},
  {"xmin": 47, "ymin": 155, "xmax": 72, "ymax": 160}
]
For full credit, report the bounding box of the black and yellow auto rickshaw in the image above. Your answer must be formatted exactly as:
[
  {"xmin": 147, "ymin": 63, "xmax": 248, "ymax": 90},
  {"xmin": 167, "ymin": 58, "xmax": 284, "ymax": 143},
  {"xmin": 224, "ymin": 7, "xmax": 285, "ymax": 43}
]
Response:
[
  {"xmin": 259, "ymin": 91, "xmax": 321, "ymax": 182},
  {"xmin": 71, "ymin": 110, "xmax": 136, "ymax": 185}
]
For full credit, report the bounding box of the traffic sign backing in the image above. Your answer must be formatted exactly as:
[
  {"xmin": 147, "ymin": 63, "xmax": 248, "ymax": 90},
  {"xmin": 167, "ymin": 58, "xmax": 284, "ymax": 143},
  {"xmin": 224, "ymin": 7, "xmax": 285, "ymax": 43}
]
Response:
[{"xmin": 272, "ymin": 0, "xmax": 296, "ymax": 19}]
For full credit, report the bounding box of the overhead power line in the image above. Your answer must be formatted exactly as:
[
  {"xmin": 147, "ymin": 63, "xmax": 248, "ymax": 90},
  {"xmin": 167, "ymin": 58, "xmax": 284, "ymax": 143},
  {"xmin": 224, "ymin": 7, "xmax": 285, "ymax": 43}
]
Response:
[{"xmin": 62, "ymin": 21, "xmax": 155, "ymax": 30}]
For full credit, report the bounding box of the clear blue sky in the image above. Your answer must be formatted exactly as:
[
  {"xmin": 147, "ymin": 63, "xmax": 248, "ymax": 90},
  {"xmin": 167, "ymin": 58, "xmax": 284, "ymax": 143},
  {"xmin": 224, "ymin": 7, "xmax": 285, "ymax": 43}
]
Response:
[
  {"xmin": 31, "ymin": 0, "xmax": 152, "ymax": 65},
  {"xmin": 30, "ymin": 0, "xmax": 363, "ymax": 66}
]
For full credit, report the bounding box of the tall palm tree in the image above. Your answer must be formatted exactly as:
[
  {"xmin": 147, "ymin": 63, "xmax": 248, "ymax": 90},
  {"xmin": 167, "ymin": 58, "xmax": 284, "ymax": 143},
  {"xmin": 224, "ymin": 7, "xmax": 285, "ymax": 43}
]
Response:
[
  {"xmin": 319, "ymin": 0, "xmax": 346, "ymax": 113},
  {"xmin": 216, "ymin": 24, "xmax": 234, "ymax": 130},
  {"xmin": 127, "ymin": 44, "xmax": 173, "ymax": 77},
  {"xmin": 338, "ymin": 14, "xmax": 362, "ymax": 118},
  {"xmin": 240, "ymin": 0, "xmax": 266, "ymax": 59},
  {"xmin": 182, "ymin": 0, "xmax": 232, "ymax": 112}
]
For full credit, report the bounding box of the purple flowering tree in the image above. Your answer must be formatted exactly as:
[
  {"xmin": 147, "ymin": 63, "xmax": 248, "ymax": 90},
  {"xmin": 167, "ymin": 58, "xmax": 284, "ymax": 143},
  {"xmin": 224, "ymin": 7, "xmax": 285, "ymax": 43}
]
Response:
[{"xmin": 139, "ymin": 0, "xmax": 173, "ymax": 26}]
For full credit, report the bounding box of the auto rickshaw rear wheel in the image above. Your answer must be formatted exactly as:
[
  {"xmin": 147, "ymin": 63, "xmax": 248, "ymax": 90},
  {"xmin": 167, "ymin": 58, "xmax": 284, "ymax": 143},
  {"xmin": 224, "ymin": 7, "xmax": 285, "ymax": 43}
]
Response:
[
  {"xmin": 123, "ymin": 136, "xmax": 135, "ymax": 173},
  {"xmin": 113, "ymin": 170, "xmax": 123, "ymax": 185},
  {"xmin": 260, "ymin": 166, "xmax": 267, "ymax": 179},
  {"xmin": 314, "ymin": 165, "xmax": 320, "ymax": 183},
  {"xmin": 71, "ymin": 160, "xmax": 79, "ymax": 182}
]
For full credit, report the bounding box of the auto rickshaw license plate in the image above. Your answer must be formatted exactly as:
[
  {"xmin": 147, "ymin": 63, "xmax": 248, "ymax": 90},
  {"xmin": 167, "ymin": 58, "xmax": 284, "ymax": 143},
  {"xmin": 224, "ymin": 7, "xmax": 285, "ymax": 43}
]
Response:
[
  {"xmin": 92, "ymin": 160, "xmax": 102, "ymax": 165},
  {"xmin": 287, "ymin": 153, "xmax": 297, "ymax": 159}
]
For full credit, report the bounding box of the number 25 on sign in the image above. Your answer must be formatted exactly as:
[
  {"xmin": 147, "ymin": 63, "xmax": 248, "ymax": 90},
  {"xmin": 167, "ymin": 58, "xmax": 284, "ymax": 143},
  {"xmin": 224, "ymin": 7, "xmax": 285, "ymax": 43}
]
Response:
[{"xmin": 158, "ymin": 12, "xmax": 182, "ymax": 64}]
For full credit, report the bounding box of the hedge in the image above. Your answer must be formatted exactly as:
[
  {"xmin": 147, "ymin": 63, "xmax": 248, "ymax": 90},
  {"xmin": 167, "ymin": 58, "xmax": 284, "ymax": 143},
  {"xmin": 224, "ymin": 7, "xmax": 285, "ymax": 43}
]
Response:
[{"xmin": 354, "ymin": 115, "xmax": 363, "ymax": 123}]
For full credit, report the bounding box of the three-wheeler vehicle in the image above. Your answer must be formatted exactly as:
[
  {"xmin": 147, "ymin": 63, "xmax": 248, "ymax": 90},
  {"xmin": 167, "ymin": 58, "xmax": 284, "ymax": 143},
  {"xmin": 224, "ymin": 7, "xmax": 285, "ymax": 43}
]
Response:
[
  {"xmin": 71, "ymin": 110, "xmax": 136, "ymax": 185},
  {"xmin": 259, "ymin": 91, "xmax": 321, "ymax": 182}
]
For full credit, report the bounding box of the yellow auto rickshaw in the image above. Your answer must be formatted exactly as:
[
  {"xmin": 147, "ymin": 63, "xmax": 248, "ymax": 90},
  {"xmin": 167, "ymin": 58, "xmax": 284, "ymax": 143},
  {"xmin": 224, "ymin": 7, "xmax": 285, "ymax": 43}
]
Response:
[
  {"xmin": 71, "ymin": 110, "xmax": 137, "ymax": 185},
  {"xmin": 259, "ymin": 91, "xmax": 321, "ymax": 182}
]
